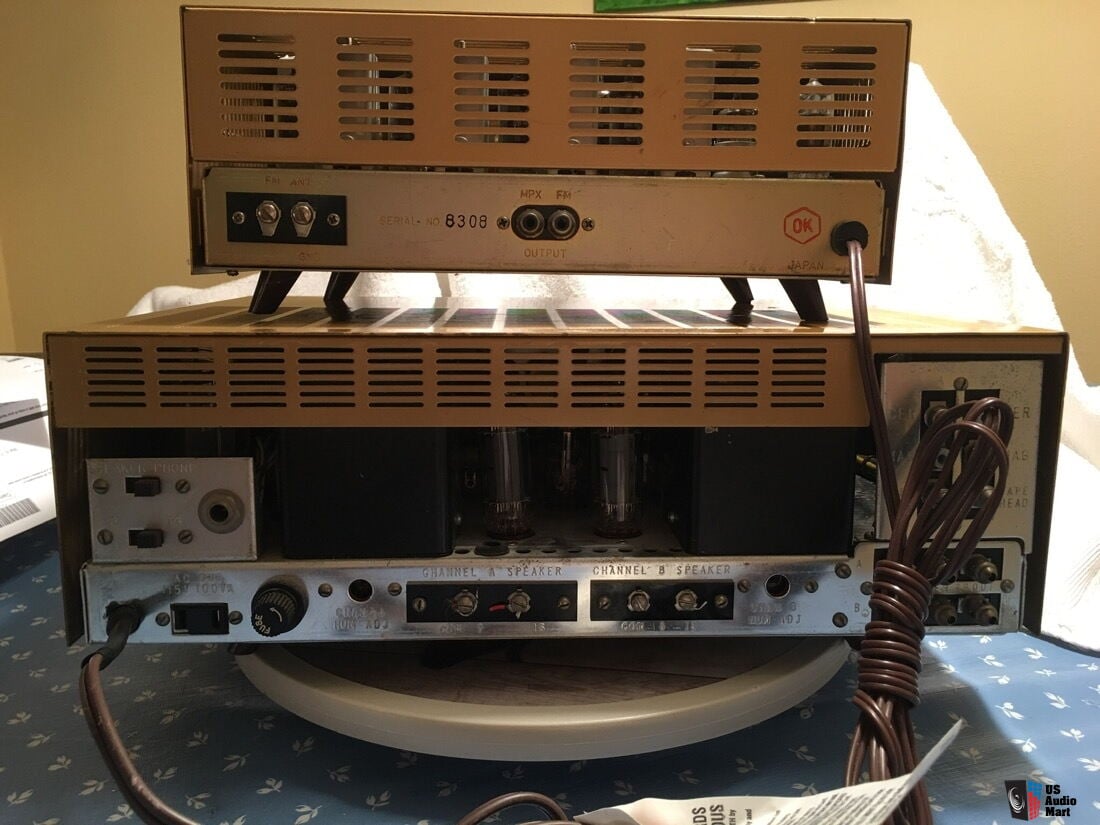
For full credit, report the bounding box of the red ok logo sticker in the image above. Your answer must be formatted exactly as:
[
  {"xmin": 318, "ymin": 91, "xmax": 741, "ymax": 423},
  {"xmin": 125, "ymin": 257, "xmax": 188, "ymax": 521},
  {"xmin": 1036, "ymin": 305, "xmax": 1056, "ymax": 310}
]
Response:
[{"xmin": 784, "ymin": 207, "xmax": 821, "ymax": 244}]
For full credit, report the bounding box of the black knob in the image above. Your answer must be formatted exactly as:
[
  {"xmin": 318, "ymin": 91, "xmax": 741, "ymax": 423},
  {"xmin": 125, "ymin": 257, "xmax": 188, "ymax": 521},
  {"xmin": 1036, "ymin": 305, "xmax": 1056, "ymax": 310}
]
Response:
[{"xmin": 251, "ymin": 584, "xmax": 304, "ymax": 637}]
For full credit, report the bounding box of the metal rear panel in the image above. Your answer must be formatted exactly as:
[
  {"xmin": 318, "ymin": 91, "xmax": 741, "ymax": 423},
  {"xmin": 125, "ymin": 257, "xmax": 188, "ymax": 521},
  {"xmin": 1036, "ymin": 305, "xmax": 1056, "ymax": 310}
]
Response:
[{"xmin": 183, "ymin": 8, "xmax": 908, "ymax": 173}]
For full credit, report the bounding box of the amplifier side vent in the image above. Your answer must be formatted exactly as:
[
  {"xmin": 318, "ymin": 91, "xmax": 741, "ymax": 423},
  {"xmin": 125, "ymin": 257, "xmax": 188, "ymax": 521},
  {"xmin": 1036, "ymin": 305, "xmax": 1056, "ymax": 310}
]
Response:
[
  {"xmin": 568, "ymin": 41, "xmax": 646, "ymax": 146},
  {"xmin": 681, "ymin": 43, "xmax": 761, "ymax": 149},
  {"xmin": 227, "ymin": 346, "xmax": 286, "ymax": 408},
  {"xmin": 216, "ymin": 32, "xmax": 299, "ymax": 139},
  {"xmin": 295, "ymin": 346, "xmax": 356, "ymax": 408},
  {"xmin": 434, "ymin": 347, "xmax": 492, "ymax": 408},
  {"xmin": 453, "ymin": 38, "xmax": 531, "ymax": 144},
  {"xmin": 768, "ymin": 346, "xmax": 827, "ymax": 408},
  {"xmin": 703, "ymin": 347, "xmax": 761, "ymax": 408},
  {"xmin": 336, "ymin": 35, "xmax": 415, "ymax": 142},
  {"xmin": 637, "ymin": 347, "xmax": 693, "ymax": 408},
  {"xmin": 797, "ymin": 43, "xmax": 876, "ymax": 149},
  {"xmin": 570, "ymin": 346, "xmax": 626, "ymax": 408},
  {"xmin": 156, "ymin": 345, "xmax": 216, "ymax": 409},
  {"xmin": 503, "ymin": 347, "xmax": 559, "ymax": 408},
  {"xmin": 367, "ymin": 346, "xmax": 424, "ymax": 408},
  {"xmin": 83, "ymin": 345, "xmax": 148, "ymax": 408}
]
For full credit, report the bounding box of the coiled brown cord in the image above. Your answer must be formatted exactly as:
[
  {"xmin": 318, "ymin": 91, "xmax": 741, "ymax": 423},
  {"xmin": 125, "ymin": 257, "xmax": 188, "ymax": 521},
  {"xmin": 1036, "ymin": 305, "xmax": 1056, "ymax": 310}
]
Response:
[{"xmin": 844, "ymin": 239, "xmax": 1014, "ymax": 825}]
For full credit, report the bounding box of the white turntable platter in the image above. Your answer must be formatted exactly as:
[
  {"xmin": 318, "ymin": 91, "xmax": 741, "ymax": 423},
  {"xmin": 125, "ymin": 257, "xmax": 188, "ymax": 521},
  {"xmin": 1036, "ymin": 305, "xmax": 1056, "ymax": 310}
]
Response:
[{"xmin": 238, "ymin": 637, "xmax": 848, "ymax": 760}]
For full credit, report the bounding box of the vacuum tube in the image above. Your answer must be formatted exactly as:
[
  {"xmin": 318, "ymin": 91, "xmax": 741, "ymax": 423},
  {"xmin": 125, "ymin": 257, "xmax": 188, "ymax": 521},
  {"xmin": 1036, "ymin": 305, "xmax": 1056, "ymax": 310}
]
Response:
[
  {"xmin": 483, "ymin": 427, "xmax": 533, "ymax": 539},
  {"xmin": 595, "ymin": 427, "xmax": 642, "ymax": 538},
  {"xmin": 552, "ymin": 429, "xmax": 579, "ymax": 500}
]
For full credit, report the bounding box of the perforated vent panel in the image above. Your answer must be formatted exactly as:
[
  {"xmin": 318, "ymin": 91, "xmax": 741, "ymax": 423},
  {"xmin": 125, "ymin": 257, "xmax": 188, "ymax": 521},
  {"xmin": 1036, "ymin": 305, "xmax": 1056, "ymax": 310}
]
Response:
[
  {"xmin": 52, "ymin": 310, "xmax": 865, "ymax": 428},
  {"xmin": 184, "ymin": 9, "xmax": 909, "ymax": 172},
  {"xmin": 215, "ymin": 32, "xmax": 299, "ymax": 139},
  {"xmin": 336, "ymin": 36, "xmax": 415, "ymax": 142},
  {"xmin": 682, "ymin": 43, "xmax": 760, "ymax": 149},
  {"xmin": 797, "ymin": 45, "xmax": 878, "ymax": 149}
]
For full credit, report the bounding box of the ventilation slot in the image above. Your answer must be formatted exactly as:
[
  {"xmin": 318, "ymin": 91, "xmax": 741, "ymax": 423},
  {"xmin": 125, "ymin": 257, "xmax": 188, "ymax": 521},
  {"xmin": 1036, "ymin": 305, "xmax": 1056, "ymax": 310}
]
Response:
[
  {"xmin": 636, "ymin": 348, "xmax": 694, "ymax": 408},
  {"xmin": 83, "ymin": 346, "xmax": 147, "ymax": 408},
  {"xmin": 682, "ymin": 44, "xmax": 761, "ymax": 148},
  {"xmin": 435, "ymin": 347, "xmax": 491, "ymax": 408},
  {"xmin": 367, "ymin": 347, "xmax": 424, "ymax": 408},
  {"xmin": 797, "ymin": 44, "xmax": 876, "ymax": 149},
  {"xmin": 216, "ymin": 34, "xmax": 298, "ymax": 138},
  {"xmin": 570, "ymin": 347, "xmax": 626, "ymax": 408},
  {"xmin": 154, "ymin": 346, "xmax": 216, "ymax": 409},
  {"xmin": 703, "ymin": 347, "xmax": 760, "ymax": 408},
  {"xmin": 296, "ymin": 347, "xmax": 355, "ymax": 408},
  {"xmin": 451, "ymin": 38, "xmax": 530, "ymax": 144},
  {"xmin": 227, "ymin": 346, "xmax": 286, "ymax": 407},
  {"xmin": 568, "ymin": 41, "xmax": 645, "ymax": 146},
  {"xmin": 336, "ymin": 36, "xmax": 414, "ymax": 142},
  {"xmin": 503, "ymin": 348, "xmax": 559, "ymax": 408},
  {"xmin": 769, "ymin": 347, "xmax": 827, "ymax": 408}
]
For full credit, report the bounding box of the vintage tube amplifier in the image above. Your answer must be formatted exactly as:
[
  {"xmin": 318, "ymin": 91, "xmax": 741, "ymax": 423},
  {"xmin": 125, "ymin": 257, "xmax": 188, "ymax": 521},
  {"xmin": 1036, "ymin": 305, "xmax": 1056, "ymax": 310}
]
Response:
[{"xmin": 46, "ymin": 8, "xmax": 1066, "ymax": 648}]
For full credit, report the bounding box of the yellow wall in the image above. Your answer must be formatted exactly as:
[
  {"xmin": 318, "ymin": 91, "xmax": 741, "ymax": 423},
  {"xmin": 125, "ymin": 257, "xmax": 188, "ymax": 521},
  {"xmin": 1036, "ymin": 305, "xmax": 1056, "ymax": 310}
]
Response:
[{"xmin": 1, "ymin": 0, "xmax": 1096, "ymax": 379}]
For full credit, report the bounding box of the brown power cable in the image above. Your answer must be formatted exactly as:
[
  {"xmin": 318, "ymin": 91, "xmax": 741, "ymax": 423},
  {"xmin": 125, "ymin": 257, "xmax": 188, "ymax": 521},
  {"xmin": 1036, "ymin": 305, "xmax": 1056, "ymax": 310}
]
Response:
[
  {"xmin": 843, "ymin": 240, "xmax": 1014, "ymax": 825},
  {"xmin": 455, "ymin": 793, "xmax": 568, "ymax": 825},
  {"xmin": 79, "ymin": 609, "xmax": 201, "ymax": 825}
]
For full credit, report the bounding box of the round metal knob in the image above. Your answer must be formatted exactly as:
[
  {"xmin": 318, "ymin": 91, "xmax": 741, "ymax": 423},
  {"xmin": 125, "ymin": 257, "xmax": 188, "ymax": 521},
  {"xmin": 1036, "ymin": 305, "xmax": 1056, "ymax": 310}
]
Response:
[{"xmin": 251, "ymin": 584, "xmax": 304, "ymax": 637}]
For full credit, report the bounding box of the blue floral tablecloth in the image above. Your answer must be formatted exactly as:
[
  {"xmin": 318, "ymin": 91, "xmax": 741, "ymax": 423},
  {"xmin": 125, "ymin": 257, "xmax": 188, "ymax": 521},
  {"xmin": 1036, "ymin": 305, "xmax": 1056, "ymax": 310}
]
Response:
[{"xmin": 2, "ymin": 523, "xmax": 1098, "ymax": 825}]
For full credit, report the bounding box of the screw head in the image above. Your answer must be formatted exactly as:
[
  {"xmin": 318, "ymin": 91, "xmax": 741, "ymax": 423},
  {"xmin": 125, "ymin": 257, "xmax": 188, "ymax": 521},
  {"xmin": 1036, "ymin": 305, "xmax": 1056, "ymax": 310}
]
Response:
[
  {"xmin": 804, "ymin": 580, "xmax": 819, "ymax": 594},
  {"xmin": 387, "ymin": 582, "xmax": 402, "ymax": 596},
  {"xmin": 228, "ymin": 611, "xmax": 243, "ymax": 625},
  {"xmin": 92, "ymin": 479, "xmax": 109, "ymax": 495},
  {"xmin": 832, "ymin": 612, "xmax": 849, "ymax": 628},
  {"xmin": 178, "ymin": 530, "xmax": 193, "ymax": 544},
  {"xmin": 155, "ymin": 612, "xmax": 170, "ymax": 626},
  {"xmin": 557, "ymin": 596, "xmax": 572, "ymax": 610},
  {"xmin": 596, "ymin": 594, "xmax": 611, "ymax": 610},
  {"xmin": 1000, "ymin": 579, "xmax": 1016, "ymax": 593},
  {"xmin": 835, "ymin": 563, "xmax": 852, "ymax": 579},
  {"xmin": 627, "ymin": 589, "xmax": 650, "ymax": 613},
  {"xmin": 175, "ymin": 479, "xmax": 190, "ymax": 494},
  {"xmin": 860, "ymin": 581, "xmax": 874, "ymax": 596},
  {"xmin": 496, "ymin": 216, "xmax": 510, "ymax": 229},
  {"xmin": 581, "ymin": 218, "xmax": 595, "ymax": 231},
  {"xmin": 256, "ymin": 201, "xmax": 281, "ymax": 225},
  {"xmin": 714, "ymin": 594, "xmax": 729, "ymax": 609},
  {"xmin": 290, "ymin": 202, "xmax": 315, "ymax": 226},
  {"xmin": 674, "ymin": 588, "xmax": 699, "ymax": 611},
  {"xmin": 231, "ymin": 210, "xmax": 246, "ymax": 225},
  {"xmin": 326, "ymin": 213, "xmax": 341, "ymax": 227},
  {"xmin": 97, "ymin": 529, "xmax": 113, "ymax": 545},
  {"xmin": 318, "ymin": 583, "xmax": 333, "ymax": 598},
  {"xmin": 412, "ymin": 597, "xmax": 427, "ymax": 613},
  {"xmin": 737, "ymin": 579, "xmax": 751, "ymax": 593}
]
